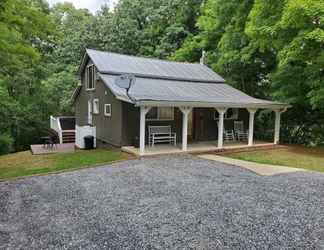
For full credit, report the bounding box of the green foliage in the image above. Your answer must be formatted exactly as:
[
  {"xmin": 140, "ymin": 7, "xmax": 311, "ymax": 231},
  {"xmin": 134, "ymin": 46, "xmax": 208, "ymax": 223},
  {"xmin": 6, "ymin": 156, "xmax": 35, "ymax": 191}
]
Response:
[
  {"xmin": 50, "ymin": 2, "xmax": 96, "ymax": 66},
  {"xmin": 42, "ymin": 65, "xmax": 79, "ymax": 115},
  {"xmin": 173, "ymin": 0, "xmax": 276, "ymax": 97},
  {"xmin": 0, "ymin": 0, "xmax": 55, "ymax": 151},
  {"xmin": 96, "ymin": 0, "xmax": 203, "ymax": 57},
  {"xmin": 247, "ymin": 0, "xmax": 324, "ymax": 144},
  {"xmin": 0, "ymin": 134, "xmax": 13, "ymax": 155}
]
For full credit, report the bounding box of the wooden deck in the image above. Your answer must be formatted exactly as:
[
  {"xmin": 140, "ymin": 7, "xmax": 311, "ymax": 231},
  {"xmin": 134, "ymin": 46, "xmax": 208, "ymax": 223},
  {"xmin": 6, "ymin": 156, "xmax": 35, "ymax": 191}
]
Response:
[
  {"xmin": 122, "ymin": 141, "xmax": 279, "ymax": 157},
  {"xmin": 31, "ymin": 143, "xmax": 75, "ymax": 155}
]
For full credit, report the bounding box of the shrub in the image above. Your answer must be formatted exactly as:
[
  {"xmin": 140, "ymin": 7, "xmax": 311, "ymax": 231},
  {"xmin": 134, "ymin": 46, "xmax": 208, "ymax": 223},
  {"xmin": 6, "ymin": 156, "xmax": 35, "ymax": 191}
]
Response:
[{"xmin": 0, "ymin": 134, "xmax": 14, "ymax": 155}]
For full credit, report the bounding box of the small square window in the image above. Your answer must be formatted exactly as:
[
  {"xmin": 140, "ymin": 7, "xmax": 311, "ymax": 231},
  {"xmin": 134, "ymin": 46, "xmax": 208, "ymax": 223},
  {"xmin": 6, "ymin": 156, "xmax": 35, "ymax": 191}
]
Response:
[
  {"xmin": 104, "ymin": 104, "xmax": 111, "ymax": 117},
  {"xmin": 146, "ymin": 107, "xmax": 174, "ymax": 120},
  {"xmin": 93, "ymin": 99, "xmax": 99, "ymax": 114}
]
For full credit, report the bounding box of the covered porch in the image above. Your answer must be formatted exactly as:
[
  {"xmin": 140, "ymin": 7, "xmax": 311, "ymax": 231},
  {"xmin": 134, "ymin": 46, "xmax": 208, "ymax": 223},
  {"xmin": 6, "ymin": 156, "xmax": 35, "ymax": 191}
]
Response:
[{"xmin": 124, "ymin": 102, "xmax": 288, "ymax": 157}]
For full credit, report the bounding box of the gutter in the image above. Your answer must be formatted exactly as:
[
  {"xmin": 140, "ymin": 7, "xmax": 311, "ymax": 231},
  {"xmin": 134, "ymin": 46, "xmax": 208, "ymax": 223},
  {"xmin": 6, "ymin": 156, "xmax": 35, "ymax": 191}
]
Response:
[{"xmin": 135, "ymin": 100, "xmax": 291, "ymax": 110}]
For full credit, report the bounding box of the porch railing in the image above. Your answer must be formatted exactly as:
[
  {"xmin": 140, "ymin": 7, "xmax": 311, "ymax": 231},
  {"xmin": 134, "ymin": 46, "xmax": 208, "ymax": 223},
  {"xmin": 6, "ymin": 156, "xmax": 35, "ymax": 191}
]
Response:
[{"xmin": 50, "ymin": 116, "xmax": 63, "ymax": 144}]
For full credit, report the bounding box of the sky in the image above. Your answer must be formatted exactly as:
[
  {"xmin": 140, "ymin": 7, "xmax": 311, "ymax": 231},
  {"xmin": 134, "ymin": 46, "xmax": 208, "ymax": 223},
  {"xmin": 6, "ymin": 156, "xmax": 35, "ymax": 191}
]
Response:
[{"xmin": 47, "ymin": 0, "xmax": 118, "ymax": 13}]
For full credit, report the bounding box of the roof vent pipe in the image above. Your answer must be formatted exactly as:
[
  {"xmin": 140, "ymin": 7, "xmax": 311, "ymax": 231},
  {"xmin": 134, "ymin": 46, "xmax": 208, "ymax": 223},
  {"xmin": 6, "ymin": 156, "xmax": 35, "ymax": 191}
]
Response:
[{"xmin": 200, "ymin": 50, "xmax": 206, "ymax": 65}]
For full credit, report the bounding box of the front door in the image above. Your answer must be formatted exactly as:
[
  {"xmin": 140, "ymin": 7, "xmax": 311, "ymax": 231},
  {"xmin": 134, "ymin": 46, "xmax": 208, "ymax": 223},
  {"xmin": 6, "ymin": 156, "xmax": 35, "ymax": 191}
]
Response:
[
  {"xmin": 193, "ymin": 108, "xmax": 205, "ymax": 141},
  {"xmin": 192, "ymin": 108, "xmax": 219, "ymax": 141}
]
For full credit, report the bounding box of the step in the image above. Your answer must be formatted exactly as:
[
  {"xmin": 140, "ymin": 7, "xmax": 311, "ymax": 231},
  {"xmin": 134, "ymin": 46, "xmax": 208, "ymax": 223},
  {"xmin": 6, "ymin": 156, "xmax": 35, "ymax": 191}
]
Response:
[
  {"xmin": 63, "ymin": 139, "xmax": 75, "ymax": 143},
  {"xmin": 62, "ymin": 136, "xmax": 75, "ymax": 141},
  {"xmin": 62, "ymin": 134, "xmax": 75, "ymax": 138},
  {"xmin": 62, "ymin": 132, "xmax": 75, "ymax": 136}
]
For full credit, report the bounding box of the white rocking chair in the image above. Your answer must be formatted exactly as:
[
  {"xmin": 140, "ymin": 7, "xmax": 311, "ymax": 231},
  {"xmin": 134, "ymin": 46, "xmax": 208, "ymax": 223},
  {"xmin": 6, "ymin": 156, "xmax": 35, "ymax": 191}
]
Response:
[
  {"xmin": 234, "ymin": 121, "xmax": 248, "ymax": 141},
  {"xmin": 224, "ymin": 130, "xmax": 235, "ymax": 142}
]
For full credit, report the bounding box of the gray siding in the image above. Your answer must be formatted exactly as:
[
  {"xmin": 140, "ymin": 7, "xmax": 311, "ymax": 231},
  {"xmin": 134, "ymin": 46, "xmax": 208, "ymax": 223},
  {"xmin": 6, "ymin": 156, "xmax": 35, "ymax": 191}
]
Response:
[
  {"xmin": 75, "ymin": 59, "xmax": 123, "ymax": 146},
  {"xmin": 121, "ymin": 102, "xmax": 139, "ymax": 146},
  {"xmin": 92, "ymin": 79, "xmax": 123, "ymax": 146},
  {"xmin": 75, "ymin": 59, "xmax": 93, "ymax": 127}
]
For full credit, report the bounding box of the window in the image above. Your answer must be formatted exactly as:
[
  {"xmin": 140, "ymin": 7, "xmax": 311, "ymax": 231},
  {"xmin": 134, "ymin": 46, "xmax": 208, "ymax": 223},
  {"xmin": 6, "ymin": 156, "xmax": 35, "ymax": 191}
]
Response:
[
  {"xmin": 86, "ymin": 64, "xmax": 96, "ymax": 90},
  {"xmin": 93, "ymin": 99, "xmax": 99, "ymax": 114},
  {"xmin": 104, "ymin": 104, "xmax": 111, "ymax": 116},
  {"xmin": 146, "ymin": 107, "xmax": 174, "ymax": 120},
  {"xmin": 214, "ymin": 108, "xmax": 239, "ymax": 120},
  {"xmin": 88, "ymin": 100, "xmax": 92, "ymax": 124}
]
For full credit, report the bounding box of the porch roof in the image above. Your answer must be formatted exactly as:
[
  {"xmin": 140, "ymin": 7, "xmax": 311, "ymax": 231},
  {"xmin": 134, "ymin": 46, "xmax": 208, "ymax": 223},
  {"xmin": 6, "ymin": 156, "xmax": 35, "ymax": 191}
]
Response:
[{"xmin": 99, "ymin": 73, "xmax": 289, "ymax": 109}]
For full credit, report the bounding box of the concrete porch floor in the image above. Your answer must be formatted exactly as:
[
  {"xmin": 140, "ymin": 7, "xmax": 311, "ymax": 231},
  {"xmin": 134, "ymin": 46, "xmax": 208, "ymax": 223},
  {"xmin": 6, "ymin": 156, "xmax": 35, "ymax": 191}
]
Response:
[{"xmin": 122, "ymin": 140, "xmax": 275, "ymax": 157}]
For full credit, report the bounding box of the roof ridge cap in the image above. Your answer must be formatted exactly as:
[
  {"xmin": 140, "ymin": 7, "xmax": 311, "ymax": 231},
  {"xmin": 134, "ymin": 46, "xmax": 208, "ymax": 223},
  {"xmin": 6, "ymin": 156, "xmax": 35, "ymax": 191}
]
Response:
[{"xmin": 86, "ymin": 48, "xmax": 204, "ymax": 67}]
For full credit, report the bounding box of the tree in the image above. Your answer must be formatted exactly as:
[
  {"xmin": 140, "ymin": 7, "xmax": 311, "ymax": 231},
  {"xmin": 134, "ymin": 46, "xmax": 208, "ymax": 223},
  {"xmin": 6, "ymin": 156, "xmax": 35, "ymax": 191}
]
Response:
[
  {"xmin": 0, "ymin": 0, "xmax": 55, "ymax": 150},
  {"xmin": 247, "ymin": 0, "xmax": 324, "ymax": 144},
  {"xmin": 95, "ymin": 0, "xmax": 203, "ymax": 58},
  {"xmin": 173, "ymin": 0, "xmax": 276, "ymax": 97},
  {"xmin": 50, "ymin": 2, "xmax": 96, "ymax": 67}
]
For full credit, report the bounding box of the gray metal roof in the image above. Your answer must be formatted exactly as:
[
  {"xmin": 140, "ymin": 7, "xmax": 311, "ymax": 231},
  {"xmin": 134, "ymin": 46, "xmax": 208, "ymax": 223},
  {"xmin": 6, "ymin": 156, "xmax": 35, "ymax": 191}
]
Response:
[
  {"xmin": 86, "ymin": 49, "xmax": 225, "ymax": 83},
  {"xmin": 99, "ymin": 74, "xmax": 287, "ymax": 108}
]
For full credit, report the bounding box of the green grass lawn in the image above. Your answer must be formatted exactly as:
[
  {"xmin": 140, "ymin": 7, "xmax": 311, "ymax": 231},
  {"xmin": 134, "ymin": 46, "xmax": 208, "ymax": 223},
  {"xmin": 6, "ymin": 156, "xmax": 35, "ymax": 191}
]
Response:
[
  {"xmin": 0, "ymin": 149, "xmax": 130, "ymax": 181},
  {"xmin": 227, "ymin": 146, "xmax": 324, "ymax": 172}
]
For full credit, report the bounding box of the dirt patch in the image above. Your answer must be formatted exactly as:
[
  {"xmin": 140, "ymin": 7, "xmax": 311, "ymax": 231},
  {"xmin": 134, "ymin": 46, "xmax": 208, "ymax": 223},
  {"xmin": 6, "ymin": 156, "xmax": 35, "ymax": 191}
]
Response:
[{"xmin": 285, "ymin": 145, "xmax": 324, "ymax": 157}]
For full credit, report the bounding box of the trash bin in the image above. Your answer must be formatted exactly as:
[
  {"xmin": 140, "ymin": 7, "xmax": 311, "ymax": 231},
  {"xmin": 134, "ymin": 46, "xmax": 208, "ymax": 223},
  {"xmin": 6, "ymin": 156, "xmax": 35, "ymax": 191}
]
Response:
[{"xmin": 84, "ymin": 135, "xmax": 94, "ymax": 150}]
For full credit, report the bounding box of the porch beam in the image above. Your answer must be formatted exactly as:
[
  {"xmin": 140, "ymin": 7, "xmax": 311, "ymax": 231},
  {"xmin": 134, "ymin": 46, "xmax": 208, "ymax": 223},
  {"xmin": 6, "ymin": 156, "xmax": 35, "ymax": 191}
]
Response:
[
  {"xmin": 179, "ymin": 107, "xmax": 192, "ymax": 151},
  {"xmin": 139, "ymin": 106, "xmax": 151, "ymax": 156},
  {"xmin": 247, "ymin": 108, "xmax": 257, "ymax": 146},
  {"xmin": 216, "ymin": 108, "xmax": 227, "ymax": 149}
]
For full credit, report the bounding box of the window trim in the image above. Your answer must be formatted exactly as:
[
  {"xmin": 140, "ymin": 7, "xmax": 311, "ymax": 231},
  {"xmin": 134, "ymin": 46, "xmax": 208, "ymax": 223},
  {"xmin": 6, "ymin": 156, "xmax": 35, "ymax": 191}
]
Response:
[
  {"xmin": 146, "ymin": 107, "xmax": 174, "ymax": 121},
  {"xmin": 214, "ymin": 108, "xmax": 239, "ymax": 120},
  {"xmin": 104, "ymin": 104, "xmax": 112, "ymax": 117},
  {"xmin": 93, "ymin": 98, "xmax": 99, "ymax": 114},
  {"xmin": 86, "ymin": 64, "xmax": 96, "ymax": 91}
]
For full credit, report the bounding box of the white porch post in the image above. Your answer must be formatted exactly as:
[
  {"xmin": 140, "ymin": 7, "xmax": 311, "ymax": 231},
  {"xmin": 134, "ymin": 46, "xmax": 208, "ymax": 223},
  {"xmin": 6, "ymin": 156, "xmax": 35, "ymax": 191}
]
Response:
[
  {"xmin": 139, "ymin": 106, "xmax": 151, "ymax": 156},
  {"xmin": 274, "ymin": 109, "xmax": 282, "ymax": 144},
  {"xmin": 247, "ymin": 108, "xmax": 257, "ymax": 146},
  {"xmin": 216, "ymin": 108, "xmax": 227, "ymax": 149},
  {"xmin": 179, "ymin": 107, "xmax": 192, "ymax": 151},
  {"xmin": 273, "ymin": 108, "xmax": 287, "ymax": 144}
]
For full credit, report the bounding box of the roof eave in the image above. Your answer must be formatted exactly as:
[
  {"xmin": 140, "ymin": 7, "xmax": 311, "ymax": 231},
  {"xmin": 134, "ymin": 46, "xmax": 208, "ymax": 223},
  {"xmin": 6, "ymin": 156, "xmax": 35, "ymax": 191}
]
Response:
[
  {"xmin": 77, "ymin": 50, "xmax": 90, "ymax": 78},
  {"xmin": 134, "ymin": 100, "xmax": 291, "ymax": 110},
  {"xmin": 70, "ymin": 84, "xmax": 82, "ymax": 105}
]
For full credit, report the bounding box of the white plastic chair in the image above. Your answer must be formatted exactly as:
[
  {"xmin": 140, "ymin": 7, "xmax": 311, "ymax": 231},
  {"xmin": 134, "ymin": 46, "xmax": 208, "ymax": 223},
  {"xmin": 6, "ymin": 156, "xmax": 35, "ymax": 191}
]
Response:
[
  {"xmin": 224, "ymin": 130, "xmax": 235, "ymax": 142},
  {"xmin": 234, "ymin": 121, "xmax": 248, "ymax": 141}
]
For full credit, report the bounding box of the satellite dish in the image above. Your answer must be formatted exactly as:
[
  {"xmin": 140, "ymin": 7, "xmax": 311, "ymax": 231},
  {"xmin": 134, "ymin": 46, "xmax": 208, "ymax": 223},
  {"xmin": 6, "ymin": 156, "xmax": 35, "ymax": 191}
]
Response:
[{"xmin": 115, "ymin": 74, "xmax": 136, "ymax": 90}]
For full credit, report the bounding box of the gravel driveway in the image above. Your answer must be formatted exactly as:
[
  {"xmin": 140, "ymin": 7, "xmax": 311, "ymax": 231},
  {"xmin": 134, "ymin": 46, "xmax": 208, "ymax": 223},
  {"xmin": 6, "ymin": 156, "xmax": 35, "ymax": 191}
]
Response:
[{"xmin": 0, "ymin": 155, "xmax": 323, "ymax": 249}]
